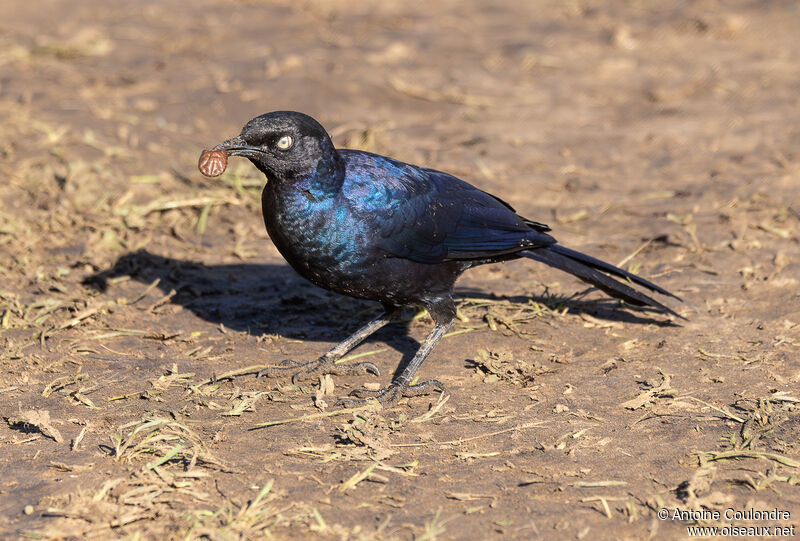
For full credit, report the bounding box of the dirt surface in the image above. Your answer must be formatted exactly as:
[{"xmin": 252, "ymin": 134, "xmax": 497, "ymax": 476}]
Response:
[{"xmin": 1, "ymin": 0, "xmax": 799, "ymax": 539}]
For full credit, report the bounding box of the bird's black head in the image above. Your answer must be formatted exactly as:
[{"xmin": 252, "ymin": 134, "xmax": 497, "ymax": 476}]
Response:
[{"xmin": 213, "ymin": 111, "xmax": 338, "ymax": 181}]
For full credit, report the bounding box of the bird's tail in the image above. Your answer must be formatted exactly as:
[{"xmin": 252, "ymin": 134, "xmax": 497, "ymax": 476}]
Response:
[{"xmin": 521, "ymin": 244, "xmax": 683, "ymax": 318}]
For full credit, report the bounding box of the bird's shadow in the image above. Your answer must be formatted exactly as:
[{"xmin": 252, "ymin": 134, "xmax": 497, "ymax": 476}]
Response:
[
  {"xmin": 454, "ymin": 288, "xmax": 679, "ymax": 328},
  {"xmin": 84, "ymin": 250, "xmax": 423, "ymax": 378},
  {"xmin": 84, "ymin": 249, "xmax": 391, "ymax": 339},
  {"xmin": 85, "ymin": 250, "xmax": 676, "ymax": 381}
]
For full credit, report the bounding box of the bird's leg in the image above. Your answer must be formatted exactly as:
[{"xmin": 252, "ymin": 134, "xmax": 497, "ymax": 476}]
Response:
[
  {"xmin": 338, "ymin": 321, "xmax": 452, "ymax": 405},
  {"xmin": 258, "ymin": 307, "xmax": 399, "ymax": 384},
  {"xmin": 339, "ymin": 297, "xmax": 455, "ymax": 406}
]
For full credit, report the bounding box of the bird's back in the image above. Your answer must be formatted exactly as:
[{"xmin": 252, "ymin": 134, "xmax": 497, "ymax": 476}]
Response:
[{"xmin": 338, "ymin": 149, "xmax": 556, "ymax": 264}]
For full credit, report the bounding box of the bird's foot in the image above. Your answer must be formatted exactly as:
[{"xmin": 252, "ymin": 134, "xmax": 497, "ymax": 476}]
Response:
[
  {"xmin": 257, "ymin": 356, "xmax": 380, "ymax": 384},
  {"xmin": 336, "ymin": 379, "xmax": 445, "ymax": 407}
]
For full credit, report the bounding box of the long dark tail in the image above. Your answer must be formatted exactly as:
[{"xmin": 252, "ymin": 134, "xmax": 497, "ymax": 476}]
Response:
[{"xmin": 521, "ymin": 244, "xmax": 683, "ymax": 318}]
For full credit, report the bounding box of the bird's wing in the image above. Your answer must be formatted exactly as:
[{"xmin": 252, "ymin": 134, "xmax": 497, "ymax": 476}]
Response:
[{"xmin": 345, "ymin": 155, "xmax": 555, "ymax": 263}]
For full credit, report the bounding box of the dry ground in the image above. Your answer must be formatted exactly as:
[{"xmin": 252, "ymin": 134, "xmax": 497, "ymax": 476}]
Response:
[{"xmin": 1, "ymin": 0, "xmax": 799, "ymax": 539}]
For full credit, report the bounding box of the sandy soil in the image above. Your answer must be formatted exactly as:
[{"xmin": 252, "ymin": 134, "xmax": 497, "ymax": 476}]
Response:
[{"xmin": 1, "ymin": 0, "xmax": 799, "ymax": 539}]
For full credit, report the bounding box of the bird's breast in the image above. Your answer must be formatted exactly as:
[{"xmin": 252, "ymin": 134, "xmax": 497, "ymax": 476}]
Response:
[{"xmin": 261, "ymin": 187, "xmax": 375, "ymax": 291}]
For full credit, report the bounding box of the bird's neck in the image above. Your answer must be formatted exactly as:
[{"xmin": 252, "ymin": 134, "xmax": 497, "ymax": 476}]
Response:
[
  {"xmin": 266, "ymin": 145, "xmax": 345, "ymax": 200},
  {"xmin": 303, "ymin": 150, "xmax": 345, "ymax": 198}
]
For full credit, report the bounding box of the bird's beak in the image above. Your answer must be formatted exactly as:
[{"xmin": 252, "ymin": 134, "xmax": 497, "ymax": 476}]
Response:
[{"xmin": 212, "ymin": 135, "xmax": 263, "ymax": 158}]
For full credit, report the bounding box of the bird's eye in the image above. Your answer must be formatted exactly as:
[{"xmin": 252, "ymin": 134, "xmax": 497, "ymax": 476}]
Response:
[{"xmin": 276, "ymin": 135, "xmax": 293, "ymax": 150}]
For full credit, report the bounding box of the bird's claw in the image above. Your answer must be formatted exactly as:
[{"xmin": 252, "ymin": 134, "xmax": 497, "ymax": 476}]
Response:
[
  {"xmin": 257, "ymin": 357, "xmax": 380, "ymax": 383},
  {"xmin": 328, "ymin": 361, "xmax": 381, "ymax": 379},
  {"xmin": 336, "ymin": 379, "xmax": 445, "ymax": 407},
  {"xmin": 256, "ymin": 358, "xmax": 302, "ymax": 379}
]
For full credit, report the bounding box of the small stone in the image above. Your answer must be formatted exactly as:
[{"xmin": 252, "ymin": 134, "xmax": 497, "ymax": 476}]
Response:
[{"xmin": 24, "ymin": 505, "xmax": 34, "ymax": 515}]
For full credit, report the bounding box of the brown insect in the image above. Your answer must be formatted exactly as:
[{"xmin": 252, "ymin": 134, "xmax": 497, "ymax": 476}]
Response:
[{"xmin": 198, "ymin": 149, "xmax": 228, "ymax": 177}]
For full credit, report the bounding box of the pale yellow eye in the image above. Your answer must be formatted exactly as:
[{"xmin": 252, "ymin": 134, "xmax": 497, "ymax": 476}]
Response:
[{"xmin": 276, "ymin": 135, "xmax": 293, "ymax": 150}]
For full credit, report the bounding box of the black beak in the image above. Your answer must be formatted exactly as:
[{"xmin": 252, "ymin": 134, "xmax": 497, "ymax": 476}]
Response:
[{"xmin": 212, "ymin": 135, "xmax": 264, "ymax": 158}]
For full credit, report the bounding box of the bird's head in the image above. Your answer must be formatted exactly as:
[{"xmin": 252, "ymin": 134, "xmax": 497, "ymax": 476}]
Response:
[{"xmin": 212, "ymin": 111, "xmax": 338, "ymax": 181}]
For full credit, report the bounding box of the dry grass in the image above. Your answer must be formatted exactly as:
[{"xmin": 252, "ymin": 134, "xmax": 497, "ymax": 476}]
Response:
[{"xmin": 3, "ymin": 0, "xmax": 800, "ymax": 538}]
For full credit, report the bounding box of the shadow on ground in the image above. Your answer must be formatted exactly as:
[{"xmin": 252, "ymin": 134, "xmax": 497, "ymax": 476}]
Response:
[{"xmin": 85, "ymin": 250, "xmax": 676, "ymax": 379}]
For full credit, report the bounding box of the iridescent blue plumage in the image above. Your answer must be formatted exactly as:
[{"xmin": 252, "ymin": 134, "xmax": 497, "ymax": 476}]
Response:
[
  {"xmin": 341, "ymin": 151, "xmax": 556, "ymax": 263},
  {"xmin": 207, "ymin": 110, "xmax": 681, "ymax": 405}
]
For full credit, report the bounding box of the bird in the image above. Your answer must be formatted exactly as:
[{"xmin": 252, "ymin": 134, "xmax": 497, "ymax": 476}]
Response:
[{"xmin": 200, "ymin": 111, "xmax": 681, "ymax": 405}]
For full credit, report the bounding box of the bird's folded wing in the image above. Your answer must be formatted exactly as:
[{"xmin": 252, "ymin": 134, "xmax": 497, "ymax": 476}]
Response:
[{"xmin": 371, "ymin": 169, "xmax": 555, "ymax": 263}]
